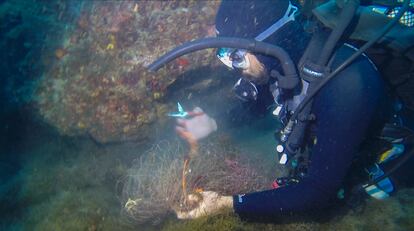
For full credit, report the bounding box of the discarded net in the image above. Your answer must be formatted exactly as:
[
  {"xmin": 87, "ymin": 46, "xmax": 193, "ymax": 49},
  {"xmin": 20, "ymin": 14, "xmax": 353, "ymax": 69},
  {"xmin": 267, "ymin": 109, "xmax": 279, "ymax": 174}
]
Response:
[{"xmin": 120, "ymin": 139, "xmax": 271, "ymax": 224}]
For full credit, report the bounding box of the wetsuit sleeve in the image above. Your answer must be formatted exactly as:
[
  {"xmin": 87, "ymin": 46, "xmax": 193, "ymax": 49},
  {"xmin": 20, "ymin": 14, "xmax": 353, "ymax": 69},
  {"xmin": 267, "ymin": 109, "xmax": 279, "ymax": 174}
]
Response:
[{"xmin": 232, "ymin": 46, "xmax": 390, "ymax": 220}]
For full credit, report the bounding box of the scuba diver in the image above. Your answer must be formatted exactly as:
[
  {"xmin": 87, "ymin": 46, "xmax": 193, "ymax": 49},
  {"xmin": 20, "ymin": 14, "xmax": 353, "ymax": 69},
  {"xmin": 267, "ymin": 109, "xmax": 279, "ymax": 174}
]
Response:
[{"xmin": 150, "ymin": 0, "xmax": 414, "ymax": 221}]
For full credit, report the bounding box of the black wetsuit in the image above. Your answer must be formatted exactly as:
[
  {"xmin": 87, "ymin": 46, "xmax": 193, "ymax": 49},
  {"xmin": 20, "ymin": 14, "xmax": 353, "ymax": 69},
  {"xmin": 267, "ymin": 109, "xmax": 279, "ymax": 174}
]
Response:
[{"xmin": 232, "ymin": 44, "xmax": 392, "ymax": 220}]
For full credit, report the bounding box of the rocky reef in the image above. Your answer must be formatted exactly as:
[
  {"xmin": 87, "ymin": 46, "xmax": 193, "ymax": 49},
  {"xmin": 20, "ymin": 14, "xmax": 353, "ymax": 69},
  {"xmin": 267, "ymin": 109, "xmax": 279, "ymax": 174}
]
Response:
[{"xmin": 34, "ymin": 1, "xmax": 220, "ymax": 143}]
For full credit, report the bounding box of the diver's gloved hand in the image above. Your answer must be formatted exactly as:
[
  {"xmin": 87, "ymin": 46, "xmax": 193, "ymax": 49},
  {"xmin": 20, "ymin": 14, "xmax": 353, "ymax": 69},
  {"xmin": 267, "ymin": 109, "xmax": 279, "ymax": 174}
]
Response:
[
  {"xmin": 175, "ymin": 107, "xmax": 217, "ymax": 141},
  {"xmin": 175, "ymin": 191, "xmax": 233, "ymax": 219}
]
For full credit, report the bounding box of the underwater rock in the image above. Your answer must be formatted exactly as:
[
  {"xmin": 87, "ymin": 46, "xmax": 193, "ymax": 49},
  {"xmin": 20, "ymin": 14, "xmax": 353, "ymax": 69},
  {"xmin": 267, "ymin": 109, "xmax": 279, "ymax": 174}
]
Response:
[{"xmin": 35, "ymin": 1, "xmax": 220, "ymax": 143}]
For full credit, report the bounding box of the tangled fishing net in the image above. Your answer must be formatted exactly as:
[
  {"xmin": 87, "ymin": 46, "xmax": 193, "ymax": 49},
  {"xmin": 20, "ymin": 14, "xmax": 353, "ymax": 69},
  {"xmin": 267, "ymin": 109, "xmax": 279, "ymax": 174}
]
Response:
[{"xmin": 120, "ymin": 139, "xmax": 272, "ymax": 224}]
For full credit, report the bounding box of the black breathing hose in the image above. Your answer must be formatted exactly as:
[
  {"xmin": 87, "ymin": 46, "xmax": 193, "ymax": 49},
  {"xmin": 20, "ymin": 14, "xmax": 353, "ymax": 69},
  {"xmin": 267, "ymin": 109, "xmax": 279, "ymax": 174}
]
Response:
[
  {"xmin": 148, "ymin": 37, "xmax": 298, "ymax": 79},
  {"xmin": 290, "ymin": 0, "xmax": 411, "ymax": 124}
]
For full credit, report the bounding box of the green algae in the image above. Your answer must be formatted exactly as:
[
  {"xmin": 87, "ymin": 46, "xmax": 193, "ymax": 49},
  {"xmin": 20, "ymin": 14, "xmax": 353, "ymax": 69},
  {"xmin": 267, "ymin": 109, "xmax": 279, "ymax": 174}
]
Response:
[
  {"xmin": 23, "ymin": 188, "xmax": 136, "ymax": 231},
  {"xmin": 13, "ymin": 129, "xmax": 140, "ymax": 231},
  {"xmin": 162, "ymin": 211, "xmax": 249, "ymax": 231},
  {"xmin": 161, "ymin": 210, "xmax": 319, "ymax": 231}
]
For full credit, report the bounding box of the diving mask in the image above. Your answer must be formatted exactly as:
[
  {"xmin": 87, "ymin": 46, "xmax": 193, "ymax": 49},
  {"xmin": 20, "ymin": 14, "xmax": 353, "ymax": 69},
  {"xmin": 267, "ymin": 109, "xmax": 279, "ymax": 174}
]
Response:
[
  {"xmin": 217, "ymin": 48, "xmax": 250, "ymax": 69},
  {"xmin": 216, "ymin": 1, "xmax": 298, "ymax": 69}
]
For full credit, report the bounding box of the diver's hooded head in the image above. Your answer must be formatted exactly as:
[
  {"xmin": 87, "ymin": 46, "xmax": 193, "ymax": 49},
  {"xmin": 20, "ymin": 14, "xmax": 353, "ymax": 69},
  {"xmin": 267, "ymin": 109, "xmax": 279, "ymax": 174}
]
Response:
[{"xmin": 215, "ymin": 0, "xmax": 309, "ymax": 76}]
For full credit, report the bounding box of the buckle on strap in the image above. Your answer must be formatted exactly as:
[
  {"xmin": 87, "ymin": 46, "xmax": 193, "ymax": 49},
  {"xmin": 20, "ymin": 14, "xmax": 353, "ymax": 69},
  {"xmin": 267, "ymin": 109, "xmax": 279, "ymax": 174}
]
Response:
[{"xmin": 254, "ymin": 1, "xmax": 298, "ymax": 41}]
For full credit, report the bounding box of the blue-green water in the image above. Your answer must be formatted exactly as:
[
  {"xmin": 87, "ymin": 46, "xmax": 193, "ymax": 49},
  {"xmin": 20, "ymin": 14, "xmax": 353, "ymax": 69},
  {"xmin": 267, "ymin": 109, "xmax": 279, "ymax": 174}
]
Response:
[{"xmin": 2, "ymin": 0, "xmax": 414, "ymax": 230}]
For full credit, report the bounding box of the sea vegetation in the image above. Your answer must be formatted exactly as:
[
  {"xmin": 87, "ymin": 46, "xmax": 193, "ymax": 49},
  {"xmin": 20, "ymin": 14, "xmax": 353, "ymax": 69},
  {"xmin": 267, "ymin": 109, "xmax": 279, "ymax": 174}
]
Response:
[
  {"xmin": 322, "ymin": 188, "xmax": 414, "ymax": 231},
  {"xmin": 162, "ymin": 211, "xmax": 319, "ymax": 231}
]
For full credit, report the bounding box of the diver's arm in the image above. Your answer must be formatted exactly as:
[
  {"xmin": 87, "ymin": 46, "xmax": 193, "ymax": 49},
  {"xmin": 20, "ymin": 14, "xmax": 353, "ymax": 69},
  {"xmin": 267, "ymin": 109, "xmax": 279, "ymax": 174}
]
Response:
[
  {"xmin": 232, "ymin": 119, "xmax": 356, "ymax": 219},
  {"xmin": 233, "ymin": 96, "xmax": 376, "ymax": 218}
]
